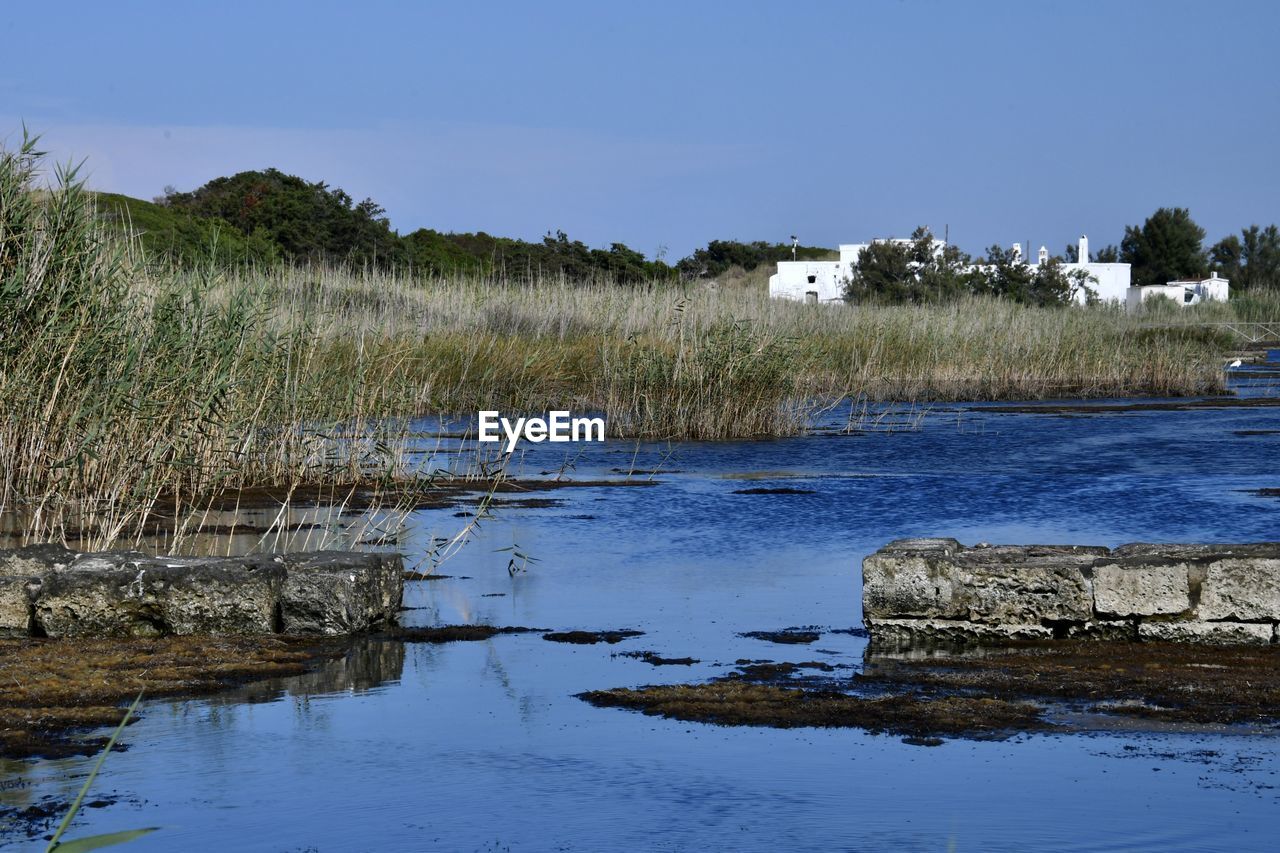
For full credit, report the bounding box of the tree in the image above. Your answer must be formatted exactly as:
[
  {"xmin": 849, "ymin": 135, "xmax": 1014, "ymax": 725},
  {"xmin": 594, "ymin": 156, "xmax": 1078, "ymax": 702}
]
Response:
[
  {"xmin": 1209, "ymin": 234, "xmax": 1242, "ymax": 282},
  {"xmin": 969, "ymin": 246, "xmax": 1085, "ymax": 307},
  {"xmin": 843, "ymin": 227, "xmax": 972, "ymax": 304},
  {"xmin": 844, "ymin": 240, "xmax": 915, "ymax": 303},
  {"xmin": 1119, "ymin": 207, "xmax": 1207, "ymax": 285},
  {"xmin": 162, "ymin": 169, "xmax": 399, "ymax": 267},
  {"xmin": 1208, "ymin": 225, "xmax": 1280, "ymax": 290},
  {"xmin": 676, "ymin": 239, "xmax": 830, "ymax": 279},
  {"xmin": 1066, "ymin": 242, "xmax": 1120, "ymax": 263}
]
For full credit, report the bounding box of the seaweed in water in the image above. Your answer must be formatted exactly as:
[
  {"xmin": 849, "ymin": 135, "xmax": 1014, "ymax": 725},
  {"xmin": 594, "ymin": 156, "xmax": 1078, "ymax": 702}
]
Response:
[{"xmin": 543, "ymin": 630, "xmax": 645, "ymax": 645}]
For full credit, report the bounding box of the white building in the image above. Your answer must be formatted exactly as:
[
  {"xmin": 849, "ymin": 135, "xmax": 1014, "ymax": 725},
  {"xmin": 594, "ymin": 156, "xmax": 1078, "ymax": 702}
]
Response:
[
  {"xmin": 768, "ymin": 241, "xmax": 911, "ymax": 303},
  {"xmin": 767, "ymin": 234, "xmax": 1130, "ymax": 305},
  {"xmin": 1125, "ymin": 272, "xmax": 1230, "ymax": 313},
  {"xmin": 1058, "ymin": 235, "xmax": 1131, "ymax": 304}
]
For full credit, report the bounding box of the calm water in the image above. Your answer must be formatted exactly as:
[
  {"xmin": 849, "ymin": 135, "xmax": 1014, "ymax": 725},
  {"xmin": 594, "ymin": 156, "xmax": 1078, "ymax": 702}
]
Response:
[{"xmin": 4, "ymin": 363, "xmax": 1280, "ymax": 852}]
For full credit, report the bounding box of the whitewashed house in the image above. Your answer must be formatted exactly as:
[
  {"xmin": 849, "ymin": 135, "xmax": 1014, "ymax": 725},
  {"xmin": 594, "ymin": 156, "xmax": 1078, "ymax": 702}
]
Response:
[
  {"xmin": 1125, "ymin": 272, "xmax": 1229, "ymax": 313},
  {"xmin": 767, "ymin": 234, "xmax": 1130, "ymax": 305},
  {"xmin": 1058, "ymin": 236, "xmax": 1130, "ymax": 304},
  {"xmin": 768, "ymin": 241, "xmax": 905, "ymax": 303}
]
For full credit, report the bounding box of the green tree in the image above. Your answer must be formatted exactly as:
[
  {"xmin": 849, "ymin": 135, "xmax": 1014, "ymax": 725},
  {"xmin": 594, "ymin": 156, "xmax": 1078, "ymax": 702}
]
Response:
[
  {"xmin": 843, "ymin": 227, "xmax": 973, "ymax": 304},
  {"xmin": 676, "ymin": 239, "xmax": 831, "ymax": 279},
  {"xmin": 161, "ymin": 169, "xmax": 398, "ymax": 267},
  {"xmin": 844, "ymin": 239, "xmax": 914, "ymax": 303},
  {"xmin": 1094, "ymin": 244, "xmax": 1120, "ymax": 263},
  {"xmin": 970, "ymin": 247, "xmax": 1084, "ymax": 306},
  {"xmin": 1221, "ymin": 225, "xmax": 1280, "ymax": 290},
  {"xmin": 1119, "ymin": 207, "xmax": 1207, "ymax": 285},
  {"xmin": 1209, "ymin": 233, "xmax": 1242, "ymax": 282}
]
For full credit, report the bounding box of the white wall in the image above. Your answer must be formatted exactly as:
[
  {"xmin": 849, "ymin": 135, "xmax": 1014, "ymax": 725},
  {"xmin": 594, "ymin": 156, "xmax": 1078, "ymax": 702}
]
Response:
[
  {"xmin": 1125, "ymin": 276, "xmax": 1231, "ymax": 314},
  {"xmin": 1066, "ymin": 262, "xmax": 1131, "ymax": 304},
  {"xmin": 768, "ymin": 261, "xmax": 844, "ymax": 302},
  {"xmin": 1127, "ymin": 284, "xmax": 1189, "ymax": 313},
  {"xmin": 1192, "ymin": 276, "xmax": 1229, "ymax": 303}
]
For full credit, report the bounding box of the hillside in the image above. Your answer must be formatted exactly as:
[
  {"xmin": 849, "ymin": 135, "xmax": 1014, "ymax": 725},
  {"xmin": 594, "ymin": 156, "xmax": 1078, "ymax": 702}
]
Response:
[
  {"xmin": 94, "ymin": 191, "xmax": 279, "ymax": 266},
  {"xmin": 93, "ymin": 168, "xmax": 831, "ymax": 283}
]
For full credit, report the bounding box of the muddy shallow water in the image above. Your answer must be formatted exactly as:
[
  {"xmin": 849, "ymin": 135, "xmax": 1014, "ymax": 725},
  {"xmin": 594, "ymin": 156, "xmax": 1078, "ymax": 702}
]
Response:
[{"xmin": 4, "ymin": 361, "xmax": 1280, "ymax": 851}]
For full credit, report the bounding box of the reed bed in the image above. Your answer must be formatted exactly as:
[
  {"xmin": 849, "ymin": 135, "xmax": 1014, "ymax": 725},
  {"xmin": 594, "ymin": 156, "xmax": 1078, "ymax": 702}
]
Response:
[
  {"xmin": 0, "ymin": 137, "xmax": 1257, "ymax": 548},
  {"xmin": 237, "ymin": 264, "xmax": 1237, "ymax": 412}
]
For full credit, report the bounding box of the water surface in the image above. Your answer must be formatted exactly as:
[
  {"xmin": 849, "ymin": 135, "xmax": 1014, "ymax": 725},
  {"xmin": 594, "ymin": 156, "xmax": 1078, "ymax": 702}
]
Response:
[{"xmin": 4, "ymin": 363, "xmax": 1280, "ymax": 852}]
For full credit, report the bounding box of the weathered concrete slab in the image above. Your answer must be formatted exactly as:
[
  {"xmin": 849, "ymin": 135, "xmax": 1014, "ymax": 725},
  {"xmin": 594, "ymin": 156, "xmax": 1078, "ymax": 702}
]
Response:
[
  {"xmin": 862, "ymin": 540, "xmax": 1280, "ymax": 647},
  {"xmin": 2, "ymin": 545, "xmax": 402, "ymax": 638},
  {"xmin": 1093, "ymin": 562, "xmax": 1191, "ymax": 618},
  {"xmin": 36, "ymin": 553, "xmax": 288, "ymax": 637},
  {"xmin": 1138, "ymin": 620, "xmax": 1274, "ymax": 645},
  {"xmin": 280, "ymin": 551, "xmax": 404, "ymax": 635},
  {"xmin": 863, "ymin": 539, "xmax": 1096, "ymax": 625},
  {"xmin": 867, "ymin": 618, "xmax": 1053, "ymax": 648},
  {"xmin": 1197, "ymin": 557, "xmax": 1280, "ymax": 622}
]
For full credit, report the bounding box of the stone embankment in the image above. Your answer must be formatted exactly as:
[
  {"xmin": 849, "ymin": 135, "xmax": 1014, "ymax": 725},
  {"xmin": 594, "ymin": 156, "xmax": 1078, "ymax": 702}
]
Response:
[
  {"xmin": 0, "ymin": 545, "xmax": 403, "ymax": 638},
  {"xmin": 863, "ymin": 539, "xmax": 1280, "ymax": 646}
]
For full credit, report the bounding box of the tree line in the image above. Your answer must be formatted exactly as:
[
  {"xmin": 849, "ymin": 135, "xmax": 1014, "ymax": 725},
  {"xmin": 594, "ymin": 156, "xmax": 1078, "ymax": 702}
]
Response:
[
  {"xmin": 842, "ymin": 228, "xmax": 1093, "ymax": 307},
  {"xmin": 98, "ymin": 168, "xmax": 1279, "ymax": 299}
]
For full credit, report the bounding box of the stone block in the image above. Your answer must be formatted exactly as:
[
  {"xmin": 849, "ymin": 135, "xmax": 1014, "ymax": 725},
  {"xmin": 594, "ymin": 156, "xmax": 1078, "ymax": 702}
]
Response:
[
  {"xmin": 279, "ymin": 551, "xmax": 403, "ymax": 635},
  {"xmin": 1092, "ymin": 562, "xmax": 1191, "ymax": 618},
  {"xmin": 1197, "ymin": 557, "xmax": 1280, "ymax": 622},
  {"xmin": 862, "ymin": 541, "xmax": 1093, "ymax": 625},
  {"xmin": 35, "ymin": 552, "xmax": 286, "ymax": 637}
]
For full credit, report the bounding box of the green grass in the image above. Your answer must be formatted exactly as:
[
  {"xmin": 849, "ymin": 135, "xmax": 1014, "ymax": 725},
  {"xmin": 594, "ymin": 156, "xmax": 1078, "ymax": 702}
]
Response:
[{"xmin": 94, "ymin": 192, "xmax": 277, "ymax": 268}]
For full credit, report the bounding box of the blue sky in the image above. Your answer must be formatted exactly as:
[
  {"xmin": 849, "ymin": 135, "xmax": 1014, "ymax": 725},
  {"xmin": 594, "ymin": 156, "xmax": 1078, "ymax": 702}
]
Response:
[{"xmin": 2, "ymin": 0, "xmax": 1276, "ymax": 259}]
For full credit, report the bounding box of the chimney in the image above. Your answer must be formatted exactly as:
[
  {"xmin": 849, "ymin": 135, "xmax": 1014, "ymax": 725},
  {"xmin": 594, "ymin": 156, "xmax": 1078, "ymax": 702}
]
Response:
[
  {"xmin": 1037, "ymin": 245, "xmax": 1049, "ymax": 265},
  {"xmin": 1078, "ymin": 235, "xmax": 1089, "ymax": 263}
]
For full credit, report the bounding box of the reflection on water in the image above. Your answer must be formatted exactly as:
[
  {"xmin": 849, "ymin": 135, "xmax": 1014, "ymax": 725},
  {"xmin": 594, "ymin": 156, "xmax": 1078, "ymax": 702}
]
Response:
[
  {"xmin": 6, "ymin": 362, "xmax": 1280, "ymax": 852},
  {"xmin": 0, "ymin": 502, "xmax": 410, "ymax": 556},
  {"xmin": 211, "ymin": 637, "xmax": 407, "ymax": 708}
]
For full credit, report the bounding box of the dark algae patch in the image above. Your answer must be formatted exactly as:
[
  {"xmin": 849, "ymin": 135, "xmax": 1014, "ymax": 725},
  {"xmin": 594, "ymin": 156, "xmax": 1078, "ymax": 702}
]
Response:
[
  {"xmin": 389, "ymin": 625, "xmax": 541, "ymax": 643},
  {"xmin": 739, "ymin": 629, "xmax": 821, "ymax": 645},
  {"xmin": 578, "ymin": 682, "xmax": 1043, "ymax": 738},
  {"xmin": 0, "ymin": 636, "xmax": 340, "ymax": 759},
  {"xmin": 731, "ymin": 661, "xmax": 837, "ymax": 681},
  {"xmin": 1238, "ymin": 487, "xmax": 1280, "ymax": 498},
  {"xmin": 861, "ymin": 640, "xmax": 1280, "ymax": 728},
  {"xmin": 616, "ymin": 651, "xmax": 699, "ymax": 666},
  {"xmin": 543, "ymin": 629, "xmax": 645, "ymax": 645},
  {"xmin": 581, "ymin": 640, "xmax": 1280, "ymax": 739}
]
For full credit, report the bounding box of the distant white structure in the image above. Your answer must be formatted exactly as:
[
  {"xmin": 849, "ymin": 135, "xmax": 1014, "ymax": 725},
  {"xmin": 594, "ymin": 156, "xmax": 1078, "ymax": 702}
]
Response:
[
  {"xmin": 767, "ymin": 234, "xmax": 1130, "ymax": 305},
  {"xmin": 1060, "ymin": 235, "xmax": 1130, "ymax": 304},
  {"xmin": 1125, "ymin": 272, "xmax": 1230, "ymax": 313},
  {"xmin": 769, "ymin": 241, "xmax": 918, "ymax": 303}
]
